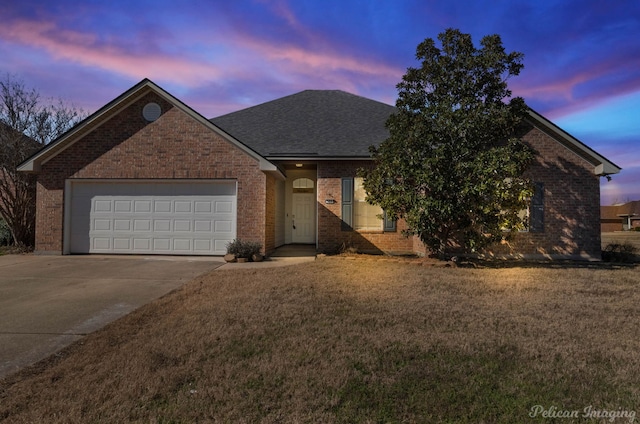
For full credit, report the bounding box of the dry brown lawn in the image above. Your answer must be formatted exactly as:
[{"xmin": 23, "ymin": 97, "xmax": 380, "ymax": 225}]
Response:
[
  {"xmin": 1, "ymin": 256, "xmax": 639, "ymax": 423},
  {"xmin": 603, "ymin": 231, "xmax": 640, "ymax": 251}
]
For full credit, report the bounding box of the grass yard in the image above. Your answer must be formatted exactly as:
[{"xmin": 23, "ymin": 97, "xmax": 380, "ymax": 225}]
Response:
[
  {"xmin": 603, "ymin": 231, "xmax": 640, "ymax": 251},
  {"xmin": 1, "ymin": 256, "xmax": 639, "ymax": 423}
]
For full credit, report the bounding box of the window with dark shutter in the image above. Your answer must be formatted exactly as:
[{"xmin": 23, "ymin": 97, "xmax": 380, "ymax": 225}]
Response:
[
  {"xmin": 341, "ymin": 177, "xmax": 353, "ymax": 230},
  {"xmin": 530, "ymin": 182, "xmax": 544, "ymax": 232},
  {"xmin": 342, "ymin": 177, "xmax": 396, "ymax": 232},
  {"xmin": 383, "ymin": 211, "xmax": 396, "ymax": 232}
]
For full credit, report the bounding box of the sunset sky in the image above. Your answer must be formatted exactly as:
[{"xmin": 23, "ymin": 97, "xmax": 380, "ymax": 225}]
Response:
[{"xmin": 1, "ymin": 0, "xmax": 638, "ymax": 204}]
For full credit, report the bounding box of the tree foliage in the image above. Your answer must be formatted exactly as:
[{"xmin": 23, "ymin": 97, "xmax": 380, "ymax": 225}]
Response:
[
  {"xmin": 361, "ymin": 29, "xmax": 535, "ymax": 257},
  {"xmin": 0, "ymin": 75, "xmax": 85, "ymax": 247}
]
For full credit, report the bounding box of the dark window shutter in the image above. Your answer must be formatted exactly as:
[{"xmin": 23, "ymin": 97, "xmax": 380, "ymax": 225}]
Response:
[
  {"xmin": 383, "ymin": 210, "xmax": 396, "ymax": 232},
  {"xmin": 341, "ymin": 178, "xmax": 353, "ymax": 230},
  {"xmin": 530, "ymin": 182, "xmax": 544, "ymax": 232}
]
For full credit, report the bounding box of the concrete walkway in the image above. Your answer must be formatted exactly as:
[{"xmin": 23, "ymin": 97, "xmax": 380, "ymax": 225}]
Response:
[{"xmin": 218, "ymin": 244, "xmax": 317, "ymax": 269}]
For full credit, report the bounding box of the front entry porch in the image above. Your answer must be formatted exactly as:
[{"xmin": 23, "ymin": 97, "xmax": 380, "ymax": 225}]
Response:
[{"xmin": 271, "ymin": 244, "xmax": 317, "ymax": 258}]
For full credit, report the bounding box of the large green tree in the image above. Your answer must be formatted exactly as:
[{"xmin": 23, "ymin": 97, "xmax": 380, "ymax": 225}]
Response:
[
  {"xmin": 361, "ymin": 29, "xmax": 535, "ymax": 258},
  {"xmin": 0, "ymin": 75, "xmax": 85, "ymax": 247}
]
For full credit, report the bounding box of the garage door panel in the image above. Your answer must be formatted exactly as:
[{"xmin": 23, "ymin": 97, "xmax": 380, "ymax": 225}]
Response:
[
  {"xmin": 214, "ymin": 239, "xmax": 229, "ymax": 252},
  {"xmin": 134, "ymin": 200, "xmax": 152, "ymax": 213},
  {"xmin": 114, "ymin": 200, "xmax": 132, "ymax": 212},
  {"xmin": 154, "ymin": 201, "xmax": 172, "ymax": 213},
  {"xmin": 215, "ymin": 201, "xmax": 233, "ymax": 213},
  {"xmin": 154, "ymin": 220, "xmax": 171, "ymax": 231},
  {"xmin": 175, "ymin": 201, "xmax": 192, "ymax": 213},
  {"xmin": 94, "ymin": 200, "xmax": 112, "ymax": 212},
  {"xmin": 193, "ymin": 220, "xmax": 211, "ymax": 232},
  {"xmin": 69, "ymin": 181, "xmax": 237, "ymax": 255},
  {"xmin": 195, "ymin": 201, "xmax": 212, "ymax": 213},
  {"xmin": 173, "ymin": 239, "xmax": 191, "ymax": 251},
  {"xmin": 133, "ymin": 219, "xmax": 151, "ymax": 232},
  {"xmin": 174, "ymin": 220, "xmax": 191, "ymax": 231},
  {"xmin": 153, "ymin": 239, "xmax": 171, "ymax": 250},
  {"xmin": 93, "ymin": 238, "xmax": 111, "ymax": 250},
  {"xmin": 114, "ymin": 239, "xmax": 132, "ymax": 250},
  {"xmin": 114, "ymin": 220, "xmax": 131, "ymax": 231},
  {"xmin": 194, "ymin": 239, "xmax": 212, "ymax": 251},
  {"xmin": 94, "ymin": 219, "xmax": 111, "ymax": 231},
  {"xmin": 132, "ymin": 239, "xmax": 151, "ymax": 250},
  {"xmin": 214, "ymin": 220, "xmax": 233, "ymax": 232}
]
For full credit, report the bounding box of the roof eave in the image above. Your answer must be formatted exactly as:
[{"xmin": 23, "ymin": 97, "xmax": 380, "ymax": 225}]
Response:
[
  {"xmin": 526, "ymin": 109, "xmax": 622, "ymax": 176},
  {"xmin": 595, "ymin": 163, "xmax": 621, "ymax": 177},
  {"xmin": 267, "ymin": 155, "xmax": 373, "ymax": 161}
]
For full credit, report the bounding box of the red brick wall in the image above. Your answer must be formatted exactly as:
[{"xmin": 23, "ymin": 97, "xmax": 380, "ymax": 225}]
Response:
[
  {"xmin": 601, "ymin": 220, "xmax": 623, "ymax": 232},
  {"xmin": 484, "ymin": 124, "xmax": 602, "ymax": 259},
  {"xmin": 316, "ymin": 124, "xmax": 603, "ymax": 259},
  {"xmin": 316, "ymin": 160, "xmax": 414, "ymax": 254},
  {"xmin": 264, "ymin": 174, "xmax": 277, "ymax": 255},
  {"xmin": 35, "ymin": 92, "xmax": 267, "ymax": 254}
]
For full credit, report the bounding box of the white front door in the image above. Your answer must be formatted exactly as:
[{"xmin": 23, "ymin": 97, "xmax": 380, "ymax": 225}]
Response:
[{"xmin": 292, "ymin": 193, "xmax": 315, "ymax": 244}]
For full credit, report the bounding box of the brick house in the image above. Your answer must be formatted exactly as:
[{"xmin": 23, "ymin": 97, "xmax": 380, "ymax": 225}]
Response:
[
  {"xmin": 601, "ymin": 201, "xmax": 640, "ymax": 232},
  {"xmin": 18, "ymin": 79, "xmax": 620, "ymax": 259}
]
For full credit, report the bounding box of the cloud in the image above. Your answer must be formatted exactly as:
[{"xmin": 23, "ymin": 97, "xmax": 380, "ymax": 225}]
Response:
[
  {"xmin": 514, "ymin": 53, "xmax": 640, "ymax": 117},
  {"xmin": 0, "ymin": 19, "xmax": 224, "ymax": 87},
  {"xmin": 0, "ymin": 7, "xmax": 403, "ymax": 107},
  {"xmin": 555, "ymin": 92, "xmax": 640, "ymax": 142}
]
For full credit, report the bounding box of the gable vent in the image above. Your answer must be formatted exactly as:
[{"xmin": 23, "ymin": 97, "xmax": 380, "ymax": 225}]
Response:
[{"xmin": 142, "ymin": 102, "xmax": 162, "ymax": 122}]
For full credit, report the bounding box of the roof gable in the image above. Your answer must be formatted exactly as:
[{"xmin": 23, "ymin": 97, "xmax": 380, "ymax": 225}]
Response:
[
  {"xmin": 526, "ymin": 109, "xmax": 621, "ymax": 176},
  {"xmin": 210, "ymin": 90, "xmax": 397, "ymax": 159},
  {"xmin": 18, "ymin": 79, "xmax": 280, "ymax": 175}
]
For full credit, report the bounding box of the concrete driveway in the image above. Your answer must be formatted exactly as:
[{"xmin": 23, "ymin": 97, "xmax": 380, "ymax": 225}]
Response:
[{"xmin": 0, "ymin": 254, "xmax": 224, "ymax": 379}]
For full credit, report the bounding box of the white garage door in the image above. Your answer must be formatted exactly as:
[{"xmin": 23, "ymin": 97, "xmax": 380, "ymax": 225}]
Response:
[{"xmin": 68, "ymin": 180, "xmax": 236, "ymax": 255}]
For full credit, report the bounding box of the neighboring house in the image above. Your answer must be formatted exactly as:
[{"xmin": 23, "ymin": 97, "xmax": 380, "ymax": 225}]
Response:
[
  {"xmin": 18, "ymin": 79, "xmax": 620, "ymax": 259},
  {"xmin": 601, "ymin": 201, "xmax": 640, "ymax": 232}
]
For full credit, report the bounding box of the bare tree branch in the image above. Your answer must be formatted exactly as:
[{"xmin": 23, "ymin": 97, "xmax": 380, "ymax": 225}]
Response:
[{"xmin": 0, "ymin": 74, "xmax": 86, "ymax": 247}]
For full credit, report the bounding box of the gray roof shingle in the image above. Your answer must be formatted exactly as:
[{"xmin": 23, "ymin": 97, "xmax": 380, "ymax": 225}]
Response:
[{"xmin": 210, "ymin": 90, "xmax": 396, "ymax": 158}]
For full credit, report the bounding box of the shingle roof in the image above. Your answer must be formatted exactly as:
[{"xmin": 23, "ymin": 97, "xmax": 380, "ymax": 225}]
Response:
[{"xmin": 210, "ymin": 90, "xmax": 396, "ymax": 158}]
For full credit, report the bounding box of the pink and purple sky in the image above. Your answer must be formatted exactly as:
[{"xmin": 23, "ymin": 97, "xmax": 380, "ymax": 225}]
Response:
[{"xmin": 1, "ymin": 0, "xmax": 638, "ymax": 205}]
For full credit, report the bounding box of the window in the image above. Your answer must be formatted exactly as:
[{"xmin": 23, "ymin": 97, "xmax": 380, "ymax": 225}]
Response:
[
  {"xmin": 505, "ymin": 182, "xmax": 544, "ymax": 233},
  {"xmin": 529, "ymin": 182, "xmax": 544, "ymax": 232},
  {"xmin": 354, "ymin": 177, "xmax": 383, "ymax": 231},
  {"xmin": 292, "ymin": 178, "xmax": 314, "ymax": 189},
  {"xmin": 293, "ymin": 178, "xmax": 314, "ymax": 194},
  {"xmin": 502, "ymin": 182, "xmax": 544, "ymax": 233},
  {"xmin": 341, "ymin": 177, "xmax": 396, "ymax": 232}
]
